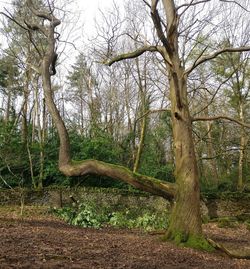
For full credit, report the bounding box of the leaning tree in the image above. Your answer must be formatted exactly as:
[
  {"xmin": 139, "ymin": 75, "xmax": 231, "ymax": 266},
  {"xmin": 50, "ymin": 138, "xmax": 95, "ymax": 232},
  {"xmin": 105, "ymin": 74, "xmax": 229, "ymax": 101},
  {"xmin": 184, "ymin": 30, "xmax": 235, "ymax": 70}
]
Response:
[{"xmin": 2, "ymin": 0, "xmax": 250, "ymax": 250}]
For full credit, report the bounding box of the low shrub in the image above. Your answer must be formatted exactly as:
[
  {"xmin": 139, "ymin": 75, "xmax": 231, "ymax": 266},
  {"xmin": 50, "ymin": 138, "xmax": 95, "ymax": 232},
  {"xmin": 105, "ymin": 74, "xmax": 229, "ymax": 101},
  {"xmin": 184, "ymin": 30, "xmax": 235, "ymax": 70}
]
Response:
[{"xmin": 53, "ymin": 202, "xmax": 169, "ymax": 231}]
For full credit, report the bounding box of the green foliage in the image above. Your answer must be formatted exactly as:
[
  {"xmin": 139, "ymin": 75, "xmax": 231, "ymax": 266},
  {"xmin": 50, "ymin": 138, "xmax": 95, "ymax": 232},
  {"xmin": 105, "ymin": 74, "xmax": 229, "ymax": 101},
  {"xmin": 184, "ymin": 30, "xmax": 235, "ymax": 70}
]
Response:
[
  {"xmin": 53, "ymin": 202, "xmax": 169, "ymax": 231},
  {"xmin": 109, "ymin": 210, "xmax": 169, "ymax": 231},
  {"xmin": 0, "ymin": 52, "xmax": 21, "ymax": 93},
  {"xmin": 69, "ymin": 129, "xmax": 123, "ymax": 165},
  {"xmin": 53, "ymin": 207, "xmax": 76, "ymax": 223},
  {"xmin": 0, "ymin": 121, "xmax": 28, "ymax": 188},
  {"xmin": 71, "ymin": 204, "xmax": 109, "ymax": 228}
]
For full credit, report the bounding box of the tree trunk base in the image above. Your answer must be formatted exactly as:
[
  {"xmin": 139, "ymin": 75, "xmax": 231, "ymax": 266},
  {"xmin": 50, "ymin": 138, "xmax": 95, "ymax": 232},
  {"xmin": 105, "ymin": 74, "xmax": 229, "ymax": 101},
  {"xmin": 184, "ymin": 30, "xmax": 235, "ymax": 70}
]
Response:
[{"xmin": 164, "ymin": 230, "xmax": 214, "ymax": 251}]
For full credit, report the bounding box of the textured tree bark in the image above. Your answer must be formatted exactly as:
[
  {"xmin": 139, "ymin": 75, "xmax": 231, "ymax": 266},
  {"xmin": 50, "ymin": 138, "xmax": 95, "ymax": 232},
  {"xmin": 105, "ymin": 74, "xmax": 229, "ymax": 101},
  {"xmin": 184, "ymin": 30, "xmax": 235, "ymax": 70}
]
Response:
[
  {"xmin": 133, "ymin": 58, "xmax": 149, "ymax": 173},
  {"xmin": 133, "ymin": 112, "xmax": 147, "ymax": 173},
  {"xmin": 238, "ymin": 102, "xmax": 248, "ymax": 191},
  {"xmin": 165, "ymin": 65, "xmax": 202, "ymax": 241}
]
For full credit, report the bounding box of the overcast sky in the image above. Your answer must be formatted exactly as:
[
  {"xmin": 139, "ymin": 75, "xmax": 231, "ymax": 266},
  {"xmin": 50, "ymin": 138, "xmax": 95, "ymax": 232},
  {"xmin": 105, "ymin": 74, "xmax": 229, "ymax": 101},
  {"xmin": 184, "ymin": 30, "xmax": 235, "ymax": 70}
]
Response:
[
  {"xmin": 0, "ymin": 0, "xmax": 123, "ymax": 59},
  {"xmin": 0, "ymin": 0, "xmax": 120, "ymax": 34}
]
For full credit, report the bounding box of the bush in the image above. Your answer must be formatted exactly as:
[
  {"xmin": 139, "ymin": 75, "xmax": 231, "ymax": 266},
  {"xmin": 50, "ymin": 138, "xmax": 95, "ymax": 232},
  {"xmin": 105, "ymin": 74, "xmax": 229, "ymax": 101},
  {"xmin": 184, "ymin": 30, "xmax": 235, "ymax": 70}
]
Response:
[{"xmin": 53, "ymin": 202, "xmax": 169, "ymax": 231}]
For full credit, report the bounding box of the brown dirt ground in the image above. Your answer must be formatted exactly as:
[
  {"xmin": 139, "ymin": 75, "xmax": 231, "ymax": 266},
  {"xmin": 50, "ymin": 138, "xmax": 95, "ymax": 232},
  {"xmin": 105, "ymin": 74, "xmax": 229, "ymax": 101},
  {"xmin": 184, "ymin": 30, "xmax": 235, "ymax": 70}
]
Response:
[{"xmin": 0, "ymin": 206, "xmax": 249, "ymax": 269}]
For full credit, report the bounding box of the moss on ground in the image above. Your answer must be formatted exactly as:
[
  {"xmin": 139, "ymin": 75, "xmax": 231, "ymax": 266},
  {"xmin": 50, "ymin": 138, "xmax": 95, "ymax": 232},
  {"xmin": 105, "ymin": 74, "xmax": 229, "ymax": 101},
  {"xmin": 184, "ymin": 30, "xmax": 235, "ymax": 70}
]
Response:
[
  {"xmin": 163, "ymin": 231, "xmax": 214, "ymax": 252},
  {"xmin": 183, "ymin": 235, "xmax": 214, "ymax": 251}
]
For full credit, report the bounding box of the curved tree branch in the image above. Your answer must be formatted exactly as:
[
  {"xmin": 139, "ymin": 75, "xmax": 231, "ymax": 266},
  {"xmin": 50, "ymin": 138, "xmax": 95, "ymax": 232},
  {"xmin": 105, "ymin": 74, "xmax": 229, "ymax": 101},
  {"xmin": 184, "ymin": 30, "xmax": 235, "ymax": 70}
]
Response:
[
  {"xmin": 192, "ymin": 115, "xmax": 250, "ymax": 128},
  {"xmin": 26, "ymin": 0, "xmax": 61, "ymax": 27},
  {"xmin": 219, "ymin": 0, "xmax": 250, "ymax": 12},
  {"xmin": 59, "ymin": 160, "xmax": 176, "ymax": 200},
  {"xmin": 104, "ymin": 45, "xmax": 163, "ymax": 66},
  {"xmin": 186, "ymin": 46, "xmax": 250, "ymax": 75}
]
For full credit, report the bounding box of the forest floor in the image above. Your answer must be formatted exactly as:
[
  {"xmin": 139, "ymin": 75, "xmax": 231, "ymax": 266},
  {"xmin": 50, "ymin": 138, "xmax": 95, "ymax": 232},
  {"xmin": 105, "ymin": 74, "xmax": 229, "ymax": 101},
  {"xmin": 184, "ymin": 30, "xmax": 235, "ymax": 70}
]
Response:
[{"xmin": 0, "ymin": 206, "xmax": 249, "ymax": 269}]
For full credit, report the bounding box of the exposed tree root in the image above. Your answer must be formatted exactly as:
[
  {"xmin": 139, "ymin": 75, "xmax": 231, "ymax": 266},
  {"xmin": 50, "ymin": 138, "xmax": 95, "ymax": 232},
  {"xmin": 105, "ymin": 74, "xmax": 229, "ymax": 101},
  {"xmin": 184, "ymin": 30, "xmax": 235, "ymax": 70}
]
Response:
[{"xmin": 207, "ymin": 238, "xmax": 250, "ymax": 259}]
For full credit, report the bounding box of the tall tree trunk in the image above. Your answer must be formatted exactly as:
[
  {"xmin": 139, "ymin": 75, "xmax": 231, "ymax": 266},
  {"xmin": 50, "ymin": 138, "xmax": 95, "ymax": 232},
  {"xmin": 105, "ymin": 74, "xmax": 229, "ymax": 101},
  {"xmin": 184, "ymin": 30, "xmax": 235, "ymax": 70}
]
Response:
[
  {"xmin": 133, "ymin": 57, "xmax": 148, "ymax": 173},
  {"xmin": 238, "ymin": 102, "xmax": 248, "ymax": 191},
  {"xmin": 206, "ymin": 121, "xmax": 219, "ymax": 184},
  {"xmin": 21, "ymin": 71, "xmax": 29, "ymax": 146},
  {"xmin": 166, "ymin": 64, "xmax": 202, "ymax": 241},
  {"xmin": 4, "ymin": 89, "xmax": 11, "ymax": 123},
  {"xmin": 160, "ymin": 0, "xmax": 202, "ymax": 242},
  {"xmin": 133, "ymin": 111, "xmax": 147, "ymax": 173},
  {"xmin": 34, "ymin": 79, "xmax": 45, "ymax": 189}
]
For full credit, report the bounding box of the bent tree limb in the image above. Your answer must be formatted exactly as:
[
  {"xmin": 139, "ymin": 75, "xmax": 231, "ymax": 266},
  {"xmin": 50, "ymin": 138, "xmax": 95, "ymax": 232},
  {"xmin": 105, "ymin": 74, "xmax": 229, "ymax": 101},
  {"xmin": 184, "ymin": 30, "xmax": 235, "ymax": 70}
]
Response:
[
  {"xmin": 60, "ymin": 160, "xmax": 176, "ymax": 200},
  {"xmin": 186, "ymin": 46, "xmax": 250, "ymax": 75},
  {"xmin": 104, "ymin": 45, "xmax": 165, "ymax": 66}
]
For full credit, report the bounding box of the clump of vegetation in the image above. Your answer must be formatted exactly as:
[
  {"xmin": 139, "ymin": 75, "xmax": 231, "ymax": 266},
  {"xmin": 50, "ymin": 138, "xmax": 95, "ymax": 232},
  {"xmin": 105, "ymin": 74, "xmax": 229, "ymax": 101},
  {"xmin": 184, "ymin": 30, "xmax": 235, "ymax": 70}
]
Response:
[
  {"xmin": 217, "ymin": 217, "xmax": 238, "ymax": 228},
  {"xmin": 53, "ymin": 202, "xmax": 169, "ymax": 231}
]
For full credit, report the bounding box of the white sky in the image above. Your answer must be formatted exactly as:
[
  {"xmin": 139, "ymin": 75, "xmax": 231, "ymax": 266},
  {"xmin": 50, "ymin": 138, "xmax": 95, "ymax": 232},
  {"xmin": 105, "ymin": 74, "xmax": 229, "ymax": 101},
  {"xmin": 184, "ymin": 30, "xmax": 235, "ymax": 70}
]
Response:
[
  {"xmin": 0, "ymin": 0, "xmax": 120, "ymax": 34},
  {"xmin": 0, "ymin": 0, "xmax": 126, "ymax": 74}
]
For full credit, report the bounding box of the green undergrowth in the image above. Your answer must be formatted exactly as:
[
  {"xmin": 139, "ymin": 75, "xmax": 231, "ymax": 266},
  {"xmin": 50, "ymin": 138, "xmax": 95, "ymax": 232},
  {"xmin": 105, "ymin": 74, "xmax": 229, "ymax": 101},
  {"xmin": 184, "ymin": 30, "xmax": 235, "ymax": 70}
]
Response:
[{"xmin": 52, "ymin": 202, "xmax": 169, "ymax": 231}]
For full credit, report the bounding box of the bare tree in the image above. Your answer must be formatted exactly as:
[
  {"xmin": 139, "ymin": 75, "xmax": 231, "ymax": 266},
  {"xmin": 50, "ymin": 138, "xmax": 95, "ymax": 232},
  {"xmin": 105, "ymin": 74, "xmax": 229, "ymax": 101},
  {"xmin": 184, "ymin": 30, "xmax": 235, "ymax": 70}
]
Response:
[{"xmin": 104, "ymin": 0, "xmax": 250, "ymax": 244}]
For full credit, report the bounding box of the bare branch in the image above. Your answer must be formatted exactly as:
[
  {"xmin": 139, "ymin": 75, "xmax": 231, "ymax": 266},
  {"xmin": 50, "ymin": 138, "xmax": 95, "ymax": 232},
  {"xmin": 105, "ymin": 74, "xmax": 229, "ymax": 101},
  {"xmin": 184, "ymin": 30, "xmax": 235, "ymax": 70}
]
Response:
[
  {"xmin": 142, "ymin": 0, "xmax": 151, "ymax": 8},
  {"xmin": 192, "ymin": 115, "xmax": 250, "ymax": 128},
  {"xmin": 193, "ymin": 69, "xmax": 236, "ymax": 116},
  {"xmin": 0, "ymin": 10, "xmax": 28, "ymax": 31},
  {"xmin": 186, "ymin": 46, "xmax": 250, "ymax": 75},
  {"xmin": 103, "ymin": 45, "xmax": 162, "ymax": 66},
  {"xmin": 177, "ymin": 0, "xmax": 211, "ymax": 11},
  {"xmin": 219, "ymin": 0, "xmax": 250, "ymax": 12},
  {"xmin": 1, "ymin": 10, "xmax": 42, "ymax": 57}
]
